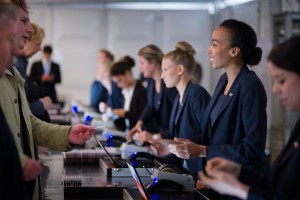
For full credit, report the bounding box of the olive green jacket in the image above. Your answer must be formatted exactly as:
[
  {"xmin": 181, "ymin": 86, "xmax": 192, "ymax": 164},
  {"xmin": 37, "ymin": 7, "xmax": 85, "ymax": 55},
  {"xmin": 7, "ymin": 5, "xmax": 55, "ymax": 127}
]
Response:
[{"xmin": 0, "ymin": 67, "xmax": 72, "ymax": 199}]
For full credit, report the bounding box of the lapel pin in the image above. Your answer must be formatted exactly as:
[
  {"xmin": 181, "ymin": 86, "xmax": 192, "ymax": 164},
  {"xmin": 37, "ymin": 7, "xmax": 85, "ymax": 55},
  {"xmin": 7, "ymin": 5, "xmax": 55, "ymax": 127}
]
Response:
[{"xmin": 229, "ymin": 93, "xmax": 233, "ymax": 97}]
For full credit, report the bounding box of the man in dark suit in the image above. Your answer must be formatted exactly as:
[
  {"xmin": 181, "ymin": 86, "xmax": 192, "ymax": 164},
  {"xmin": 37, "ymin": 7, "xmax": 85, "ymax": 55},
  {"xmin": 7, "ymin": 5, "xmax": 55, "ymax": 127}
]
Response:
[{"xmin": 29, "ymin": 45, "xmax": 61, "ymax": 103}]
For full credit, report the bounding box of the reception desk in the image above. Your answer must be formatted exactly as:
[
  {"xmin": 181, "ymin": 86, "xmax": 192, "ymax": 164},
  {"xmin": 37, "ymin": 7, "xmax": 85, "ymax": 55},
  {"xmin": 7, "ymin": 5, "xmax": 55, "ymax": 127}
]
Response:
[{"xmin": 40, "ymin": 148, "xmax": 210, "ymax": 200}]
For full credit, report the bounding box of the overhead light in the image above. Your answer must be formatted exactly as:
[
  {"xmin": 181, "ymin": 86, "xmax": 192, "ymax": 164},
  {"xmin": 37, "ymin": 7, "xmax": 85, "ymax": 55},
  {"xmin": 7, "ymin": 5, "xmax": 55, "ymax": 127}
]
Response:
[
  {"xmin": 219, "ymin": 0, "xmax": 255, "ymax": 8},
  {"xmin": 105, "ymin": 2, "xmax": 211, "ymax": 10}
]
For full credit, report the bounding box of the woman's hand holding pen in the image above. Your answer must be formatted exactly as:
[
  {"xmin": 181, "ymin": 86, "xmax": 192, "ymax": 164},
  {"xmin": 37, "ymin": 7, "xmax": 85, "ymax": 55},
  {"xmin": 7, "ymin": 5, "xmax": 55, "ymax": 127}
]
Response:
[{"xmin": 168, "ymin": 137, "xmax": 206, "ymax": 159}]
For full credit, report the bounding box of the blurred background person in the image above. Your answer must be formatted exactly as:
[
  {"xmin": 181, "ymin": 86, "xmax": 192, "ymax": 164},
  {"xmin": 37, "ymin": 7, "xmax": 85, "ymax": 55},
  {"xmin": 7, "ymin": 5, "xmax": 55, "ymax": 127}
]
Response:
[
  {"xmin": 90, "ymin": 49, "xmax": 114, "ymax": 111},
  {"xmin": 15, "ymin": 22, "xmax": 52, "ymax": 122},
  {"xmin": 30, "ymin": 45, "xmax": 61, "ymax": 103},
  {"xmin": 199, "ymin": 36, "xmax": 300, "ymax": 200},
  {"xmin": 90, "ymin": 49, "xmax": 124, "ymax": 112},
  {"xmin": 127, "ymin": 44, "xmax": 177, "ymax": 141},
  {"xmin": 110, "ymin": 56, "xmax": 147, "ymax": 131}
]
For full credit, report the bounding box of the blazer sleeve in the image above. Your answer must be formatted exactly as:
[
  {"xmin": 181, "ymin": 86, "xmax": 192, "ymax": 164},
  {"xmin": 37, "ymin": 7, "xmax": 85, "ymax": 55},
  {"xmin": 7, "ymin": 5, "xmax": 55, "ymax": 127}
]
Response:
[
  {"xmin": 29, "ymin": 62, "xmax": 42, "ymax": 83},
  {"xmin": 247, "ymin": 187, "xmax": 266, "ymax": 200},
  {"xmin": 125, "ymin": 84, "xmax": 148, "ymax": 124},
  {"xmin": 29, "ymin": 101, "xmax": 45, "ymax": 118},
  {"xmin": 160, "ymin": 87, "xmax": 178, "ymax": 138},
  {"xmin": 53, "ymin": 63, "xmax": 61, "ymax": 84},
  {"xmin": 192, "ymin": 87, "xmax": 211, "ymax": 143},
  {"xmin": 139, "ymin": 82, "xmax": 155, "ymax": 124},
  {"xmin": 239, "ymin": 165, "xmax": 268, "ymax": 190},
  {"xmin": 206, "ymin": 76, "xmax": 268, "ymax": 169},
  {"xmin": 30, "ymin": 115, "xmax": 73, "ymax": 151}
]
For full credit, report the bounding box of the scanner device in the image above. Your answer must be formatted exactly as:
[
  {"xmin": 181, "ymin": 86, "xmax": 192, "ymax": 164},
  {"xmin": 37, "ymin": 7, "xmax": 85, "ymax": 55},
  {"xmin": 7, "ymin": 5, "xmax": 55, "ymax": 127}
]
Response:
[
  {"xmin": 146, "ymin": 179, "xmax": 184, "ymax": 192},
  {"xmin": 145, "ymin": 167, "xmax": 194, "ymax": 192},
  {"xmin": 102, "ymin": 134, "xmax": 126, "ymax": 147},
  {"xmin": 120, "ymin": 140, "xmax": 151, "ymax": 159}
]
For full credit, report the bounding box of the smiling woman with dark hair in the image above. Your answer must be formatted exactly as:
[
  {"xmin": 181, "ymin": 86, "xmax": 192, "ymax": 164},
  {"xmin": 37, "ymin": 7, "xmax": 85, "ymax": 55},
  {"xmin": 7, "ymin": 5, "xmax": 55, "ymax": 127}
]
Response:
[
  {"xmin": 199, "ymin": 36, "xmax": 300, "ymax": 200},
  {"xmin": 169, "ymin": 19, "xmax": 269, "ymax": 173}
]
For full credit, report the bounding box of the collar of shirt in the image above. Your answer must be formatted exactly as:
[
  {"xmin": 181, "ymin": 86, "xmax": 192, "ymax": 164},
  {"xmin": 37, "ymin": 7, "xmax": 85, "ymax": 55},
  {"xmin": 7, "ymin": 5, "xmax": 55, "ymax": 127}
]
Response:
[{"xmin": 122, "ymin": 84, "xmax": 135, "ymax": 111}]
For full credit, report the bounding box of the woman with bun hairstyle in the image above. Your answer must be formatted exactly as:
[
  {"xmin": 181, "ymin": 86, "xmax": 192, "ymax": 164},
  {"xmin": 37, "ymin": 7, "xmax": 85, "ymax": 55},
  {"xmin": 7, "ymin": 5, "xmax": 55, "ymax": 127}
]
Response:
[
  {"xmin": 160, "ymin": 41, "xmax": 211, "ymax": 177},
  {"xmin": 127, "ymin": 44, "xmax": 178, "ymax": 141},
  {"xmin": 200, "ymin": 36, "xmax": 300, "ymax": 200},
  {"xmin": 169, "ymin": 19, "xmax": 269, "ymax": 174},
  {"xmin": 110, "ymin": 56, "xmax": 147, "ymax": 131}
]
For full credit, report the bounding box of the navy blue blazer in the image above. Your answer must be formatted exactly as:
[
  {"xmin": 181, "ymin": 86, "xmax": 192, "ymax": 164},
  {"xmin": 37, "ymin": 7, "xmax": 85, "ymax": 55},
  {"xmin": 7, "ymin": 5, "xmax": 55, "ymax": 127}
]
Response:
[
  {"xmin": 140, "ymin": 79, "xmax": 178, "ymax": 137},
  {"xmin": 30, "ymin": 60, "xmax": 61, "ymax": 102},
  {"xmin": 169, "ymin": 81, "xmax": 210, "ymax": 142},
  {"xmin": 90, "ymin": 80, "xmax": 108, "ymax": 111},
  {"xmin": 114, "ymin": 81, "xmax": 147, "ymax": 131},
  {"xmin": 240, "ymin": 119, "xmax": 300, "ymax": 200},
  {"xmin": 90, "ymin": 80, "xmax": 124, "ymax": 111},
  {"xmin": 202, "ymin": 66, "xmax": 269, "ymax": 172},
  {"xmin": 169, "ymin": 81, "xmax": 210, "ymax": 176},
  {"xmin": 107, "ymin": 81, "xmax": 124, "ymax": 109}
]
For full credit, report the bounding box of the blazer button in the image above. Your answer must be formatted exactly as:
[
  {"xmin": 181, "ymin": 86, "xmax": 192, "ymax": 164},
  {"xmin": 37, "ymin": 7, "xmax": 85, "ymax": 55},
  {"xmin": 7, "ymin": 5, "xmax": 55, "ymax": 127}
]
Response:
[
  {"xmin": 17, "ymin": 133, "xmax": 21, "ymax": 137},
  {"xmin": 14, "ymin": 99, "xmax": 18, "ymax": 104}
]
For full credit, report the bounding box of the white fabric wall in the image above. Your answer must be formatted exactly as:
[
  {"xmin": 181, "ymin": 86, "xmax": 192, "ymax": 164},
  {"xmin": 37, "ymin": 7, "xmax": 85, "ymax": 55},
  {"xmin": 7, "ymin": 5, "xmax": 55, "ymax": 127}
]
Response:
[{"xmin": 28, "ymin": 6, "xmax": 213, "ymax": 104}]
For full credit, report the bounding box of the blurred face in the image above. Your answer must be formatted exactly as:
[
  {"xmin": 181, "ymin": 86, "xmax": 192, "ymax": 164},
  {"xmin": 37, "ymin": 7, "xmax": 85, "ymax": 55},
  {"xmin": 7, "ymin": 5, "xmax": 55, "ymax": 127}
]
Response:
[
  {"xmin": 112, "ymin": 72, "xmax": 131, "ymax": 89},
  {"xmin": 97, "ymin": 51, "xmax": 111, "ymax": 64},
  {"xmin": 0, "ymin": 17, "xmax": 17, "ymax": 77},
  {"xmin": 22, "ymin": 39, "xmax": 42, "ymax": 58},
  {"xmin": 138, "ymin": 55, "xmax": 156, "ymax": 78},
  {"xmin": 268, "ymin": 61, "xmax": 300, "ymax": 111},
  {"xmin": 15, "ymin": 8, "xmax": 33, "ymax": 49},
  {"xmin": 208, "ymin": 26, "xmax": 233, "ymax": 70},
  {"xmin": 161, "ymin": 58, "xmax": 180, "ymax": 88}
]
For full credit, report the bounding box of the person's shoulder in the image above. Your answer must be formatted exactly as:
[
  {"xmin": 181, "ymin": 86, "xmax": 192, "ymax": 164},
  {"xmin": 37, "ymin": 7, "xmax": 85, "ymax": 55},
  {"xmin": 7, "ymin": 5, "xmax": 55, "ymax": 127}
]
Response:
[
  {"xmin": 51, "ymin": 61, "xmax": 60, "ymax": 67},
  {"xmin": 241, "ymin": 70, "xmax": 264, "ymax": 89},
  {"xmin": 31, "ymin": 60, "xmax": 42, "ymax": 66},
  {"xmin": 135, "ymin": 81, "xmax": 147, "ymax": 92},
  {"xmin": 189, "ymin": 83, "xmax": 210, "ymax": 99}
]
